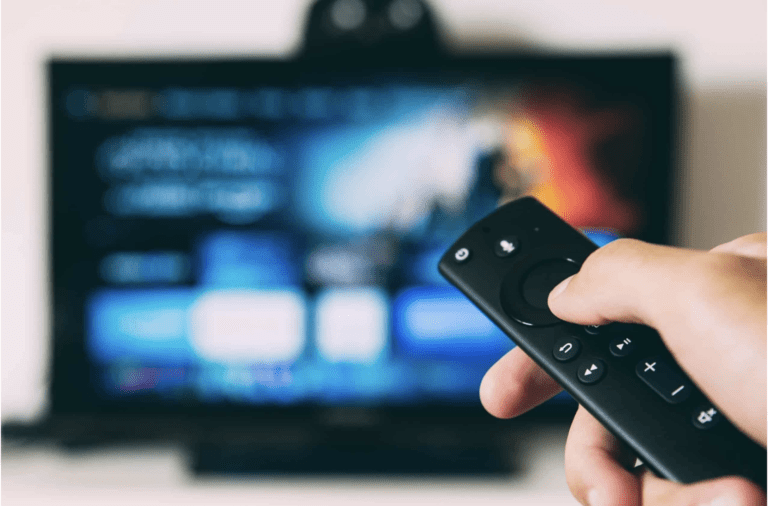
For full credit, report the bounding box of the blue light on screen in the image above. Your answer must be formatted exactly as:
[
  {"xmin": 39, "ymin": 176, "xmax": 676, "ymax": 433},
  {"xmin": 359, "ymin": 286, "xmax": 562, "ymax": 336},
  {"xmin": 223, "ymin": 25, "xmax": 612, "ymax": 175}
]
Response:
[
  {"xmin": 99, "ymin": 251, "xmax": 190, "ymax": 284},
  {"xmin": 583, "ymin": 228, "xmax": 621, "ymax": 247},
  {"xmin": 312, "ymin": 364, "xmax": 394, "ymax": 404},
  {"xmin": 408, "ymin": 244, "xmax": 453, "ymax": 285},
  {"xmin": 197, "ymin": 231, "xmax": 300, "ymax": 288},
  {"xmin": 295, "ymin": 88, "xmax": 471, "ymax": 238},
  {"xmin": 194, "ymin": 364, "xmax": 304, "ymax": 405},
  {"xmin": 393, "ymin": 286, "xmax": 514, "ymax": 360},
  {"xmin": 79, "ymin": 83, "xmax": 604, "ymax": 409},
  {"xmin": 158, "ymin": 88, "xmax": 240, "ymax": 120},
  {"xmin": 412, "ymin": 361, "xmax": 491, "ymax": 400},
  {"xmin": 103, "ymin": 366, "xmax": 190, "ymax": 395},
  {"xmin": 295, "ymin": 123, "xmax": 388, "ymax": 236},
  {"xmin": 87, "ymin": 289, "xmax": 196, "ymax": 365}
]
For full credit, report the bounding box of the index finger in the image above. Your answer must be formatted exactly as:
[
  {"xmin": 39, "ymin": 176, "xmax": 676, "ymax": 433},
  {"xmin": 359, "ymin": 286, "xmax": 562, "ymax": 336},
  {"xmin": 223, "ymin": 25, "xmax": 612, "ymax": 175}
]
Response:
[{"xmin": 479, "ymin": 346, "xmax": 563, "ymax": 419}]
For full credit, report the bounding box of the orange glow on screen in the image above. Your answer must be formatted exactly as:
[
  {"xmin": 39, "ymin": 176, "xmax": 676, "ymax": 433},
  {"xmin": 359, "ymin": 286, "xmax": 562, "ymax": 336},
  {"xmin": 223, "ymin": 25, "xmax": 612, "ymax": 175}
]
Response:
[{"xmin": 504, "ymin": 89, "xmax": 641, "ymax": 234}]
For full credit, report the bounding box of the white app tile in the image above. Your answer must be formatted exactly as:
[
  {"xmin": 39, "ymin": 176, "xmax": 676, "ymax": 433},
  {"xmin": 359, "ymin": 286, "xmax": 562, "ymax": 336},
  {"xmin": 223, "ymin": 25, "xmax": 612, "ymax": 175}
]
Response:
[
  {"xmin": 189, "ymin": 289, "xmax": 306, "ymax": 364},
  {"xmin": 315, "ymin": 288, "xmax": 388, "ymax": 364}
]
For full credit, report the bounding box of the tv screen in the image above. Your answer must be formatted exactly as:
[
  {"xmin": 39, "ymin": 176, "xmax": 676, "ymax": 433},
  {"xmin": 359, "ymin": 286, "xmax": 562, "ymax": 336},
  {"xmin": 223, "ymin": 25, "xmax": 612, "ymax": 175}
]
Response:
[{"xmin": 49, "ymin": 55, "xmax": 674, "ymax": 420}]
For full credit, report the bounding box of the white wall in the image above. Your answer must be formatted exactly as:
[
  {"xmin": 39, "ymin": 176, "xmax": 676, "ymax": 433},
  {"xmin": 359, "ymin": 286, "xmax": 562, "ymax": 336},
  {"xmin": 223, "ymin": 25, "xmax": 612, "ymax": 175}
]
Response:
[{"xmin": 2, "ymin": 0, "xmax": 765, "ymax": 421}]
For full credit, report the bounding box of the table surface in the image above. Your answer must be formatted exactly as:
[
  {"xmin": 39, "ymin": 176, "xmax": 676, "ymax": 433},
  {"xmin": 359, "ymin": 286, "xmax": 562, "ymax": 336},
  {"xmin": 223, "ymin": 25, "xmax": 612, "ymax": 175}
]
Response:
[{"xmin": 2, "ymin": 425, "xmax": 578, "ymax": 505}]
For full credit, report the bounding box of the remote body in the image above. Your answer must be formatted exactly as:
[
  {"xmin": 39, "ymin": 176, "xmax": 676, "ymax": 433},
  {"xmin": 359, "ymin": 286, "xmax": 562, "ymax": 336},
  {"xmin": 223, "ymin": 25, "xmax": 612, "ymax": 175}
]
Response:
[{"xmin": 438, "ymin": 196, "xmax": 766, "ymax": 486}]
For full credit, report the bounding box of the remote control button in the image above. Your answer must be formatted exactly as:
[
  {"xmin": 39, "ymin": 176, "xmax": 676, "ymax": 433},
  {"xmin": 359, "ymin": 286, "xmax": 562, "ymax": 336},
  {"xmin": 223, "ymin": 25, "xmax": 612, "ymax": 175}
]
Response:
[
  {"xmin": 609, "ymin": 336, "xmax": 635, "ymax": 357},
  {"xmin": 577, "ymin": 359, "xmax": 606, "ymax": 384},
  {"xmin": 692, "ymin": 404, "xmax": 722, "ymax": 429},
  {"xmin": 494, "ymin": 236, "xmax": 519, "ymax": 258},
  {"xmin": 584, "ymin": 325, "xmax": 602, "ymax": 335},
  {"xmin": 636, "ymin": 357, "xmax": 693, "ymax": 404},
  {"xmin": 454, "ymin": 247, "xmax": 471, "ymax": 263},
  {"xmin": 553, "ymin": 336, "xmax": 581, "ymax": 362},
  {"xmin": 521, "ymin": 260, "xmax": 580, "ymax": 310},
  {"xmin": 499, "ymin": 250, "xmax": 588, "ymax": 327}
]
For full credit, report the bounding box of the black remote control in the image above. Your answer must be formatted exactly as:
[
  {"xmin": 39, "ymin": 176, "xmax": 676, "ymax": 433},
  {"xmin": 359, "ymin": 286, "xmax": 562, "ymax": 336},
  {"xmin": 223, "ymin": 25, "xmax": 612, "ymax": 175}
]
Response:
[{"xmin": 438, "ymin": 196, "xmax": 766, "ymax": 487}]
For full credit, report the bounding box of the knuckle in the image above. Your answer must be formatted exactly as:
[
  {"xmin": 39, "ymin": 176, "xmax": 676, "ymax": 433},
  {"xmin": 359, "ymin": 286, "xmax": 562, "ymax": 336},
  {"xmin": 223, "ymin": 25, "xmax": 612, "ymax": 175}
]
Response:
[
  {"xmin": 720, "ymin": 232, "xmax": 767, "ymax": 249},
  {"xmin": 678, "ymin": 254, "xmax": 724, "ymax": 300},
  {"xmin": 682, "ymin": 252, "xmax": 765, "ymax": 310},
  {"xmin": 711, "ymin": 233, "xmax": 767, "ymax": 258},
  {"xmin": 692, "ymin": 252, "xmax": 750, "ymax": 286},
  {"xmin": 733, "ymin": 232, "xmax": 767, "ymax": 246}
]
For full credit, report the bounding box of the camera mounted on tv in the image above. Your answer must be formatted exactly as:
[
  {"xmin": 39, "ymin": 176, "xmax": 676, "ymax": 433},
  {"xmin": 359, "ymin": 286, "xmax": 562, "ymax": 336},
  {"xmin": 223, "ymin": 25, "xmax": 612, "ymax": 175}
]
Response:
[{"xmin": 301, "ymin": 0, "xmax": 442, "ymax": 59}]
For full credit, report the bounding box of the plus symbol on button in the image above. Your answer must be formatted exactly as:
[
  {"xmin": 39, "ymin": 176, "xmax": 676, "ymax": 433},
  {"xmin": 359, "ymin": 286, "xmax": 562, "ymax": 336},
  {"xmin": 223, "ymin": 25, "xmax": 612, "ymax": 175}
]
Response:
[{"xmin": 644, "ymin": 362, "xmax": 657, "ymax": 372}]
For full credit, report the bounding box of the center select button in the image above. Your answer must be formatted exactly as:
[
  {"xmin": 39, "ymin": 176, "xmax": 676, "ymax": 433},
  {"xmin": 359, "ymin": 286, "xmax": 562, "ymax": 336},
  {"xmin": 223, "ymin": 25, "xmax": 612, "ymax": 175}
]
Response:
[
  {"xmin": 500, "ymin": 253, "xmax": 585, "ymax": 327},
  {"xmin": 521, "ymin": 259, "xmax": 580, "ymax": 310}
]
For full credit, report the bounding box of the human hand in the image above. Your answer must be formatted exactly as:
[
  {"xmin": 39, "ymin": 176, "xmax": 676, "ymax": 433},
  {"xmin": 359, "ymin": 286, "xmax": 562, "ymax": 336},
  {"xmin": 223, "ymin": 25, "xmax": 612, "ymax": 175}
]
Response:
[{"xmin": 480, "ymin": 234, "xmax": 767, "ymax": 506}]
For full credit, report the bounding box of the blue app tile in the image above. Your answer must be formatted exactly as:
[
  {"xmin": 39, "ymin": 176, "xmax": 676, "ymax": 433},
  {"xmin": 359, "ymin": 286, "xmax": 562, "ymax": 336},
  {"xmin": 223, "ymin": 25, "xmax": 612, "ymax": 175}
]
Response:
[
  {"xmin": 197, "ymin": 231, "xmax": 300, "ymax": 287},
  {"xmin": 393, "ymin": 286, "xmax": 514, "ymax": 360},
  {"xmin": 87, "ymin": 289, "xmax": 196, "ymax": 365}
]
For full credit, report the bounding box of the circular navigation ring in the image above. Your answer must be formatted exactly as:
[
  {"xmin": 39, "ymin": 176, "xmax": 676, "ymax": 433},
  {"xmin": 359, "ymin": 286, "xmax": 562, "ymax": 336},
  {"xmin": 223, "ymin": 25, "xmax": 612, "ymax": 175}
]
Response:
[
  {"xmin": 500, "ymin": 254, "xmax": 583, "ymax": 326},
  {"xmin": 521, "ymin": 259, "xmax": 580, "ymax": 310}
]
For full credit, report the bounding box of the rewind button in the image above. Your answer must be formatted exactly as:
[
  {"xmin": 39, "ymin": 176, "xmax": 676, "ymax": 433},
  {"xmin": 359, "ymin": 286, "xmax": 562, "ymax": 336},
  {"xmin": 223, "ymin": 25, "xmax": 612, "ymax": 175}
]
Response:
[{"xmin": 577, "ymin": 358, "xmax": 606, "ymax": 385}]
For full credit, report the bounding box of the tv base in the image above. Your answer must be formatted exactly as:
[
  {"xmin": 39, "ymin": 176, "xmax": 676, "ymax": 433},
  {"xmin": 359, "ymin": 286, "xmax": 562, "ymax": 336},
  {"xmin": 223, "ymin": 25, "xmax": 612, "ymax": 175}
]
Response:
[{"xmin": 190, "ymin": 440, "xmax": 519, "ymax": 476}]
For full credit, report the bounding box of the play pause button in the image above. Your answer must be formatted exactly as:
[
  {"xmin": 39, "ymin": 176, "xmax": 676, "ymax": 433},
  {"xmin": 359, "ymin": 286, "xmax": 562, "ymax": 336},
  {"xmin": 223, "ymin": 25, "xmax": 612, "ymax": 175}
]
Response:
[
  {"xmin": 609, "ymin": 336, "xmax": 636, "ymax": 357},
  {"xmin": 577, "ymin": 358, "xmax": 606, "ymax": 384}
]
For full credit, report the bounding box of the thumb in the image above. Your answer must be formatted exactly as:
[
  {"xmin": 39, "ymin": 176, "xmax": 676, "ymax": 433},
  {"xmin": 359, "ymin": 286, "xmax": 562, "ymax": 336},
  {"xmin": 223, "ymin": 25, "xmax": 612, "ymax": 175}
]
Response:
[{"xmin": 547, "ymin": 238, "xmax": 701, "ymax": 329}]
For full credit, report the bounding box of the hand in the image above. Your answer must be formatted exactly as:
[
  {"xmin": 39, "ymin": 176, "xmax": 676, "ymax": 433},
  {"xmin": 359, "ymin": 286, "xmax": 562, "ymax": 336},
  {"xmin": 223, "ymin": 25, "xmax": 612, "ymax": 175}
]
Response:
[{"xmin": 480, "ymin": 234, "xmax": 767, "ymax": 506}]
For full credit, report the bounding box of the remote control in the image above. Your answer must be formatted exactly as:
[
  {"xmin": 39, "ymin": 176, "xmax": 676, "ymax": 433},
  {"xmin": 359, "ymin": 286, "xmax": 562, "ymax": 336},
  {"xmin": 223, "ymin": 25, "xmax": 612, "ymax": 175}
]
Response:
[{"xmin": 438, "ymin": 196, "xmax": 766, "ymax": 487}]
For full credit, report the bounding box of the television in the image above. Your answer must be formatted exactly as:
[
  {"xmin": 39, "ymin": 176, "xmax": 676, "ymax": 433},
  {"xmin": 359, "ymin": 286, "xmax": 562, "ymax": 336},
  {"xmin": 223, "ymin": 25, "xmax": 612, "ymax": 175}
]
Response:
[{"xmin": 48, "ymin": 53, "xmax": 676, "ymax": 472}]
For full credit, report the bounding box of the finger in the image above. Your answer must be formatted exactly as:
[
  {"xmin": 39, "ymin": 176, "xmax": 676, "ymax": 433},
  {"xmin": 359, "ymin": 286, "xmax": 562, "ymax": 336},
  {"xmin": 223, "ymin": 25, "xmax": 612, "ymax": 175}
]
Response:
[
  {"xmin": 564, "ymin": 406, "xmax": 767, "ymax": 506},
  {"xmin": 479, "ymin": 347, "xmax": 562, "ymax": 419},
  {"xmin": 711, "ymin": 233, "xmax": 767, "ymax": 259},
  {"xmin": 547, "ymin": 238, "xmax": 705, "ymax": 328},
  {"xmin": 564, "ymin": 405, "xmax": 642, "ymax": 506},
  {"xmin": 636, "ymin": 467, "xmax": 766, "ymax": 506}
]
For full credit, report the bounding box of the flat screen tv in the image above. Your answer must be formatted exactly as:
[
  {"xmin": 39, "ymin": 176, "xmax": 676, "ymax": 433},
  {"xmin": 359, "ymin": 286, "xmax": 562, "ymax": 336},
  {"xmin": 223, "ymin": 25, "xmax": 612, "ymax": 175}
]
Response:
[{"xmin": 48, "ymin": 52, "xmax": 675, "ymax": 471}]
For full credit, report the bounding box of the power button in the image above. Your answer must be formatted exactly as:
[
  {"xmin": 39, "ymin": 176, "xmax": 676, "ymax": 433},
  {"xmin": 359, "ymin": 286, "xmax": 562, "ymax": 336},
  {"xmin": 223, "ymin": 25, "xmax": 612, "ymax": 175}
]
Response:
[{"xmin": 454, "ymin": 248, "xmax": 471, "ymax": 263}]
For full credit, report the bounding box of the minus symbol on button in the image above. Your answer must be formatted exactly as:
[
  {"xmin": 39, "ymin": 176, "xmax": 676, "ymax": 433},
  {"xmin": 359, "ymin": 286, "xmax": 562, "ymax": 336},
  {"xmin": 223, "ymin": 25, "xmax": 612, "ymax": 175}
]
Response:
[{"xmin": 671, "ymin": 385, "xmax": 685, "ymax": 396}]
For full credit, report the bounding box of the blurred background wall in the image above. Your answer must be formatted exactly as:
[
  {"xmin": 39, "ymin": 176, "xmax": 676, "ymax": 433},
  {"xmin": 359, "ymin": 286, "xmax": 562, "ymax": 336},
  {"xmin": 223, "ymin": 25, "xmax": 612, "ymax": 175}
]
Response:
[{"xmin": 2, "ymin": 0, "xmax": 765, "ymax": 422}]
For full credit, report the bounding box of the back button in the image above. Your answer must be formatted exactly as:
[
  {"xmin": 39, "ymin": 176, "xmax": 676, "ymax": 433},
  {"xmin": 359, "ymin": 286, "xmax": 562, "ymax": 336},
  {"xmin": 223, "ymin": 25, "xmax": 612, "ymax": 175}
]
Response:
[{"xmin": 553, "ymin": 337, "xmax": 581, "ymax": 362}]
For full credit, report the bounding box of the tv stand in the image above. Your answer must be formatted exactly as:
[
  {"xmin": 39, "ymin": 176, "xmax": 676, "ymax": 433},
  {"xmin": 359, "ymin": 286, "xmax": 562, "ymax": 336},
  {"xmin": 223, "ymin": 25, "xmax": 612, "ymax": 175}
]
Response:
[{"xmin": 190, "ymin": 429, "xmax": 519, "ymax": 476}]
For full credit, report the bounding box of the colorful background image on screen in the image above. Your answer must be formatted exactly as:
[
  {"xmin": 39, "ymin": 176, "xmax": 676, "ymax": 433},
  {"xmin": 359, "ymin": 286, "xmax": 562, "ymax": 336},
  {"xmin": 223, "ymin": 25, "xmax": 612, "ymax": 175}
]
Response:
[{"xmin": 71, "ymin": 80, "xmax": 637, "ymax": 406}]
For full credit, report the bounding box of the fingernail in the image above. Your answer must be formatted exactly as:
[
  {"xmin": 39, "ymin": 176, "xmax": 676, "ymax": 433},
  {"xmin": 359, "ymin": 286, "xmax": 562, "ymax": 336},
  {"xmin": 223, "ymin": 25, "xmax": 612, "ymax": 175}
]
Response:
[
  {"xmin": 587, "ymin": 488, "xmax": 605, "ymax": 506},
  {"xmin": 549, "ymin": 275, "xmax": 573, "ymax": 299}
]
